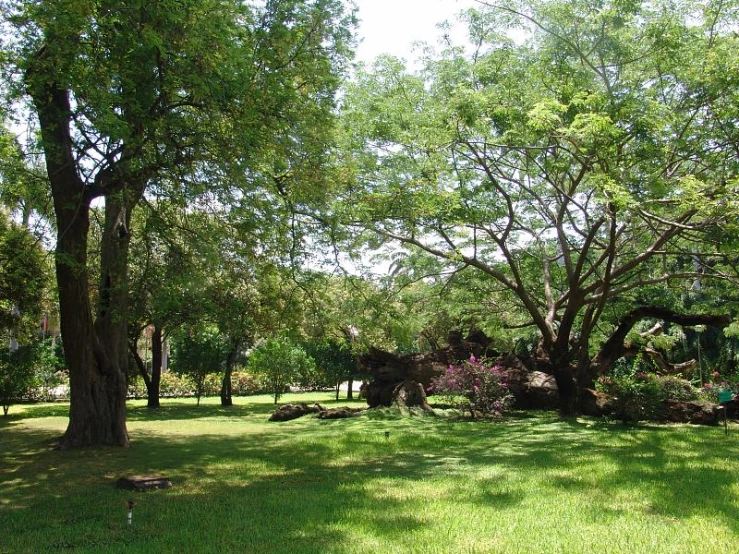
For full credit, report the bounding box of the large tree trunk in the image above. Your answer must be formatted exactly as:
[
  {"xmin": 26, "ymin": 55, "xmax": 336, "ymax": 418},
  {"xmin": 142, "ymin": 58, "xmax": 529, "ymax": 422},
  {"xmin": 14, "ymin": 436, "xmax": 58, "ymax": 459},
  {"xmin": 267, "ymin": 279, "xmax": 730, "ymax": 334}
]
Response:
[
  {"xmin": 549, "ymin": 355, "xmax": 577, "ymax": 416},
  {"xmin": 59, "ymin": 188, "xmax": 134, "ymax": 448},
  {"xmin": 29, "ymin": 73, "xmax": 136, "ymax": 448}
]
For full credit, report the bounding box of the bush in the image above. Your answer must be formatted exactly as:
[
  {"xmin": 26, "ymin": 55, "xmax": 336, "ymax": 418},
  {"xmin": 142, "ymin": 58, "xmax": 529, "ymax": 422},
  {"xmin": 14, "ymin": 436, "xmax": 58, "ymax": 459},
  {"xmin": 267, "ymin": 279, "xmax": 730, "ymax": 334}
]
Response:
[
  {"xmin": 127, "ymin": 374, "xmax": 148, "ymax": 398},
  {"xmin": 248, "ymin": 338, "xmax": 315, "ymax": 404},
  {"xmin": 697, "ymin": 371, "xmax": 739, "ymax": 403},
  {"xmin": 127, "ymin": 370, "xmax": 264, "ymax": 400},
  {"xmin": 230, "ymin": 371, "xmax": 265, "ymax": 396},
  {"xmin": 596, "ymin": 372, "xmax": 699, "ymax": 424},
  {"xmin": 160, "ymin": 372, "xmax": 196, "ymax": 397},
  {"xmin": 431, "ymin": 355, "xmax": 514, "ymax": 418}
]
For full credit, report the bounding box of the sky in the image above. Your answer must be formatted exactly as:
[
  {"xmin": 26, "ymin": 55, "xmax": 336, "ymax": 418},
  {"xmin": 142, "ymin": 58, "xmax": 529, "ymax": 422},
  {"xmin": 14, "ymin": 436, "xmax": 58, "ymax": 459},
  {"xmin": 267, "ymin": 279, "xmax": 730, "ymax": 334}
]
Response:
[{"xmin": 353, "ymin": 0, "xmax": 479, "ymax": 65}]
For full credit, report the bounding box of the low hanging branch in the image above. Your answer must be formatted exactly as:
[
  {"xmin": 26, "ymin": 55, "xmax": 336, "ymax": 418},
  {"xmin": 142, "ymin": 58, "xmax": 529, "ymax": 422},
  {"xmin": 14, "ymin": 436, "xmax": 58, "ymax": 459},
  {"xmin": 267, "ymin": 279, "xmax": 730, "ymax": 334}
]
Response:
[
  {"xmin": 621, "ymin": 346, "xmax": 698, "ymax": 375},
  {"xmin": 591, "ymin": 306, "xmax": 731, "ymax": 375}
]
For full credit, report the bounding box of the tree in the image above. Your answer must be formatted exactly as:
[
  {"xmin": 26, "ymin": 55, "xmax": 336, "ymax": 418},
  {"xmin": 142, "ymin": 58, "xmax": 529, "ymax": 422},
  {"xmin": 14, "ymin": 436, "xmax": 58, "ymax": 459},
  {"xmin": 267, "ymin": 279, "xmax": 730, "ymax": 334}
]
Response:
[
  {"xmin": 0, "ymin": 209, "xmax": 46, "ymax": 342},
  {"xmin": 2, "ymin": 0, "xmax": 353, "ymax": 446},
  {"xmin": 0, "ymin": 126, "xmax": 51, "ymax": 232},
  {"xmin": 338, "ymin": 0, "xmax": 739, "ymax": 413},
  {"xmin": 170, "ymin": 324, "xmax": 226, "ymax": 406},
  {"xmin": 304, "ymin": 338, "xmax": 357, "ymax": 400},
  {"xmin": 0, "ymin": 210, "xmax": 48, "ymax": 415},
  {"xmin": 248, "ymin": 338, "xmax": 315, "ymax": 404}
]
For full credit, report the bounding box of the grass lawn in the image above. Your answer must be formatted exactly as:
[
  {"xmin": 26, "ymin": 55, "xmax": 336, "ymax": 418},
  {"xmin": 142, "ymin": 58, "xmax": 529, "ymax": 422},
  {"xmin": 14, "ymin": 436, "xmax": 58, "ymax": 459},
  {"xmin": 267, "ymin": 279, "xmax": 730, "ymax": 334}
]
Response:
[{"xmin": 1, "ymin": 393, "xmax": 738, "ymax": 553}]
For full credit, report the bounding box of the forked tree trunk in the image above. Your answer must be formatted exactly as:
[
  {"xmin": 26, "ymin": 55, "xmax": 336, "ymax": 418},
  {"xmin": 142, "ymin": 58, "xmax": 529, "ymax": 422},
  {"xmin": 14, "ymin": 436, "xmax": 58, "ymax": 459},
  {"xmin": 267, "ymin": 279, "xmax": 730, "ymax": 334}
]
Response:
[
  {"xmin": 130, "ymin": 326, "xmax": 164, "ymax": 409},
  {"xmin": 30, "ymin": 67, "xmax": 134, "ymax": 448},
  {"xmin": 54, "ymin": 191, "xmax": 131, "ymax": 448}
]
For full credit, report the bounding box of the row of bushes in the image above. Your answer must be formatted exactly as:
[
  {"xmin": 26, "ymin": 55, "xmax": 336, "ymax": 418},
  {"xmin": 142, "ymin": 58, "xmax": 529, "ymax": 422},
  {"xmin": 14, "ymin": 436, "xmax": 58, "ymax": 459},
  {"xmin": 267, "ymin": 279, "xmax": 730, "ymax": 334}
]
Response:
[
  {"xmin": 595, "ymin": 371, "xmax": 738, "ymax": 423},
  {"xmin": 126, "ymin": 371, "xmax": 268, "ymax": 399}
]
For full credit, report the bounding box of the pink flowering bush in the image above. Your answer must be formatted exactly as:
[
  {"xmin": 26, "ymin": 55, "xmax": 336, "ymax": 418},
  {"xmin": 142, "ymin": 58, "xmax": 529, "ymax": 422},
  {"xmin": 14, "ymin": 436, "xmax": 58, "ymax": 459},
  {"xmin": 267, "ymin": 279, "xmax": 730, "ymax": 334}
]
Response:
[
  {"xmin": 431, "ymin": 355, "xmax": 514, "ymax": 418},
  {"xmin": 698, "ymin": 372, "xmax": 739, "ymax": 403}
]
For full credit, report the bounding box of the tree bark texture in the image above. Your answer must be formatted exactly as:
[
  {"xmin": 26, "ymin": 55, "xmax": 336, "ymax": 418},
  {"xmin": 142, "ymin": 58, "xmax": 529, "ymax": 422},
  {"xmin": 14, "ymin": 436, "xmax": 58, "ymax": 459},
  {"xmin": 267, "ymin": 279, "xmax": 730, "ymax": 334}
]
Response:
[{"xmin": 28, "ymin": 63, "xmax": 135, "ymax": 448}]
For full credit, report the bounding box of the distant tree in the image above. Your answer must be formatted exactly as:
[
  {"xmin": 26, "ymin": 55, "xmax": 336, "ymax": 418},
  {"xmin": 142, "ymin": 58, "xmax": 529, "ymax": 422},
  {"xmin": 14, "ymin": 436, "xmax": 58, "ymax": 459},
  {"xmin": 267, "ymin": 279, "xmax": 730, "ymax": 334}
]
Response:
[
  {"xmin": 0, "ymin": 210, "xmax": 46, "ymax": 340},
  {"xmin": 304, "ymin": 338, "xmax": 356, "ymax": 400},
  {"xmin": 0, "ymin": 346, "xmax": 33, "ymax": 416},
  {"xmin": 0, "ymin": 211, "xmax": 48, "ymax": 415},
  {"xmin": 249, "ymin": 338, "xmax": 315, "ymax": 404},
  {"xmin": 170, "ymin": 324, "xmax": 227, "ymax": 406}
]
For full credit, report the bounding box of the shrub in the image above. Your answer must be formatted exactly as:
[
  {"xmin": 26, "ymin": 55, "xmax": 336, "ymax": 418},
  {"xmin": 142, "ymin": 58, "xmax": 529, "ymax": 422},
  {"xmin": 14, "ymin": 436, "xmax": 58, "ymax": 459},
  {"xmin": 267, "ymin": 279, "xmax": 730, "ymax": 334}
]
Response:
[
  {"xmin": 597, "ymin": 372, "xmax": 661, "ymax": 424},
  {"xmin": 126, "ymin": 370, "xmax": 264, "ymax": 400},
  {"xmin": 657, "ymin": 375, "xmax": 697, "ymax": 402},
  {"xmin": 248, "ymin": 338, "xmax": 315, "ymax": 404},
  {"xmin": 596, "ymin": 372, "xmax": 699, "ymax": 424},
  {"xmin": 230, "ymin": 371, "xmax": 265, "ymax": 396},
  {"xmin": 127, "ymin": 374, "xmax": 148, "ymax": 398},
  {"xmin": 160, "ymin": 372, "xmax": 196, "ymax": 397},
  {"xmin": 697, "ymin": 372, "xmax": 739, "ymax": 403},
  {"xmin": 431, "ymin": 355, "xmax": 514, "ymax": 418}
]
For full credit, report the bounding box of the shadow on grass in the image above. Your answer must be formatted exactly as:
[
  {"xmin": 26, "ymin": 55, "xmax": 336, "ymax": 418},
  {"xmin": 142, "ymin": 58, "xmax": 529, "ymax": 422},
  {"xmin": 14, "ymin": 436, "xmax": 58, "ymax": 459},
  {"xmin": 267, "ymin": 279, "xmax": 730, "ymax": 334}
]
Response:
[{"xmin": 3, "ymin": 407, "xmax": 739, "ymax": 553}]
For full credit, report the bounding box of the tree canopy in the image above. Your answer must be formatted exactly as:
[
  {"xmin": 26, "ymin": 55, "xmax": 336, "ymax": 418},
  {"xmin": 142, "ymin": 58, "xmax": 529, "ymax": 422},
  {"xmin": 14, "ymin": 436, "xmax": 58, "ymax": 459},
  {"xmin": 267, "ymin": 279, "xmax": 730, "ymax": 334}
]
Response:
[
  {"xmin": 1, "ymin": 0, "xmax": 354, "ymax": 446},
  {"xmin": 336, "ymin": 0, "xmax": 739, "ymax": 412}
]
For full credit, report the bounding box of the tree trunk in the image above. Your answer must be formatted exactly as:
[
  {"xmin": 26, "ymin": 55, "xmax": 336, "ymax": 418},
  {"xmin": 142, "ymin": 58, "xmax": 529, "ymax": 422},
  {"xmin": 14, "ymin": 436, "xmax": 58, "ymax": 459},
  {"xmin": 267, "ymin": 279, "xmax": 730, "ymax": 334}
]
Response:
[
  {"xmin": 220, "ymin": 372, "xmax": 233, "ymax": 407},
  {"xmin": 28, "ymin": 66, "xmax": 134, "ymax": 447},
  {"xmin": 346, "ymin": 378, "xmax": 354, "ymax": 400},
  {"xmin": 54, "ymin": 197, "xmax": 130, "ymax": 448},
  {"xmin": 551, "ymin": 360, "xmax": 577, "ymax": 416},
  {"xmin": 129, "ymin": 327, "xmax": 162, "ymax": 409},
  {"xmin": 220, "ymin": 338, "xmax": 241, "ymax": 407},
  {"xmin": 148, "ymin": 326, "xmax": 163, "ymax": 408}
]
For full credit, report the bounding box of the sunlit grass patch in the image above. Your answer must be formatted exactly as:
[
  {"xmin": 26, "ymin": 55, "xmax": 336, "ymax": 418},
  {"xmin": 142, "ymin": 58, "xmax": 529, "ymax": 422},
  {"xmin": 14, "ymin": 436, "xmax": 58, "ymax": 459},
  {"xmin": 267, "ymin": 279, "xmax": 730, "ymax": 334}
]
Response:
[{"xmin": 1, "ymin": 394, "xmax": 738, "ymax": 553}]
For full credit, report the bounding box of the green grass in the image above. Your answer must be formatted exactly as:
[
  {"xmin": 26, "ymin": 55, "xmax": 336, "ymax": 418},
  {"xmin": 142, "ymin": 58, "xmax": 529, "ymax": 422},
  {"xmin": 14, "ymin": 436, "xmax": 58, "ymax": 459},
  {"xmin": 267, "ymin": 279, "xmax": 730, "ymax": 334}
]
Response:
[{"xmin": 2, "ymin": 393, "xmax": 739, "ymax": 553}]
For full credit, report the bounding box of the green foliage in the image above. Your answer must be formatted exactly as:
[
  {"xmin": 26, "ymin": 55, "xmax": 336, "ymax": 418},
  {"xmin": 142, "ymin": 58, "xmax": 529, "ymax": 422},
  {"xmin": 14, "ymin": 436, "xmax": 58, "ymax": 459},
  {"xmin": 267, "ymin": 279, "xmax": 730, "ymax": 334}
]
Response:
[
  {"xmin": 0, "ymin": 338, "xmax": 62, "ymax": 415},
  {"xmin": 336, "ymin": 0, "xmax": 739, "ymax": 404},
  {"xmin": 303, "ymin": 338, "xmax": 356, "ymax": 391},
  {"xmin": 597, "ymin": 371, "xmax": 698, "ymax": 424},
  {"xmin": 0, "ymin": 345, "xmax": 35, "ymax": 416},
  {"xmin": 248, "ymin": 338, "xmax": 316, "ymax": 403},
  {"xmin": 170, "ymin": 324, "xmax": 228, "ymax": 406},
  {"xmin": 0, "ymin": 211, "xmax": 46, "ymax": 341},
  {"xmin": 2, "ymin": 0, "xmax": 355, "ymax": 444}
]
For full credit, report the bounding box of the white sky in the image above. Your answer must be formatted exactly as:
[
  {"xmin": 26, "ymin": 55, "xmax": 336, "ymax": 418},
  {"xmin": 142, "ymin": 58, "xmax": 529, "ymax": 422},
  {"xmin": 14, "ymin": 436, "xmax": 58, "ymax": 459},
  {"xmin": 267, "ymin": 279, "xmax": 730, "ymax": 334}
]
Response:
[{"xmin": 353, "ymin": 0, "xmax": 480, "ymax": 65}]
